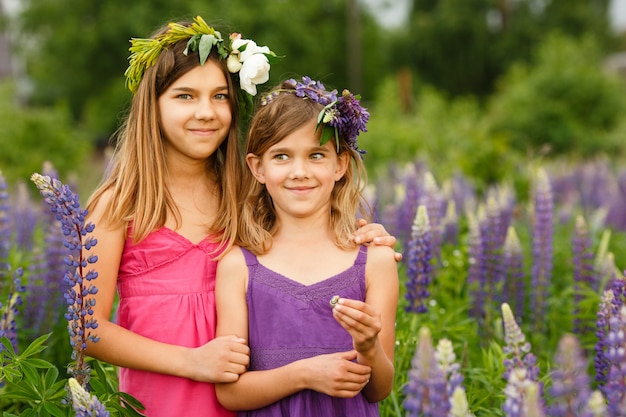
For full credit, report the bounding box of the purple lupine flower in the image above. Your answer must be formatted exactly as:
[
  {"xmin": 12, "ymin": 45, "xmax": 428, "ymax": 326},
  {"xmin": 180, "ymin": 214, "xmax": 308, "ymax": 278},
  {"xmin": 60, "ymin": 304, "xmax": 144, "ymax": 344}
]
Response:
[
  {"xmin": 548, "ymin": 334, "xmax": 594, "ymax": 417},
  {"xmin": 605, "ymin": 169, "xmax": 626, "ymax": 231},
  {"xmin": 572, "ymin": 215, "xmax": 597, "ymax": 335},
  {"xmin": 441, "ymin": 200, "xmax": 459, "ymax": 245},
  {"xmin": 396, "ymin": 165, "xmax": 422, "ymax": 249},
  {"xmin": 404, "ymin": 326, "xmax": 450, "ymax": 417},
  {"xmin": 467, "ymin": 211, "xmax": 486, "ymax": 323},
  {"xmin": 595, "ymin": 289, "xmax": 615, "ymax": 388},
  {"xmin": 22, "ymin": 164, "xmax": 70, "ymax": 335},
  {"xmin": 67, "ymin": 377, "xmax": 110, "ymax": 417},
  {"xmin": 434, "ymin": 338, "xmax": 464, "ymax": 399},
  {"xmin": 420, "ymin": 171, "xmax": 445, "ymax": 261},
  {"xmin": 501, "ymin": 303, "xmax": 539, "ymax": 382},
  {"xmin": 530, "ymin": 168, "xmax": 554, "ymax": 332},
  {"xmin": 481, "ymin": 197, "xmax": 507, "ymax": 311},
  {"xmin": 503, "ymin": 369, "xmax": 547, "ymax": 417},
  {"xmin": 10, "ymin": 183, "xmax": 37, "ymax": 252},
  {"xmin": 601, "ymin": 304, "xmax": 626, "ymax": 415},
  {"xmin": 503, "ymin": 227, "xmax": 525, "ymax": 321},
  {"xmin": 31, "ymin": 173, "xmax": 100, "ymax": 387},
  {"xmin": 0, "ymin": 172, "xmax": 10, "ymax": 286},
  {"xmin": 404, "ymin": 205, "xmax": 434, "ymax": 313},
  {"xmin": 0, "ymin": 267, "xmax": 26, "ymax": 353}
]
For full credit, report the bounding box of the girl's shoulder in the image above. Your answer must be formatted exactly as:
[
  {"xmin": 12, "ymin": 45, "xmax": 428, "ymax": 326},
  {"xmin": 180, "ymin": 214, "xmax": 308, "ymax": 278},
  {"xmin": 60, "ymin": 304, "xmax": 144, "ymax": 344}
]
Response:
[
  {"xmin": 364, "ymin": 244, "xmax": 396, "ymax": 265},
  {"xmin": 364, "ymin": 244, "xmax": 399, "ymax": 286},
  {"xmin": 218, "ymin": 245, "xmax": 248, "ymax": 271}
]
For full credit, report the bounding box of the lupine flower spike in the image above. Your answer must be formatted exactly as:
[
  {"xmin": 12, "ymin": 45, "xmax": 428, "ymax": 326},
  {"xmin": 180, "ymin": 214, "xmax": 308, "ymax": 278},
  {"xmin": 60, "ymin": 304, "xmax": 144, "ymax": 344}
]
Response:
[
  {"xmin": 530, "ymin": 167, "xmax": 554, "ymax": 331},
  {"xmin": 0, "ymin": 267, "xmax": 26, "ymax": 353},
  {"xmin": 501, "ymin": 303, "xmax": 539, "ymax": 382},
  {"xmin": 450, "ymin": 387, "xmax": 475, "ymax": 417},
  {"xmin": 404, "ymin": 326, "xmax": 450, "ymax": 417},
  {"xmin": 572, "ymin": 215, "xmax": 596, "ymax": 335},
  {"xmin": 31, "ymin": 173, "xmax": 100, "ymax": 387},
  {"xmin": 503, "ymin": 226, "xmax": 525, "ymax": 321},
  {"xmin": 67, "ymin": 377, "xmax": 110, "ymax": 417},
  {"xmin": 404, "ymin": 205, "xmax": 434, "ymax": 313},
  {"xmin": 549, "ymin": 334, "xmax": 595, "ymax": 417}
]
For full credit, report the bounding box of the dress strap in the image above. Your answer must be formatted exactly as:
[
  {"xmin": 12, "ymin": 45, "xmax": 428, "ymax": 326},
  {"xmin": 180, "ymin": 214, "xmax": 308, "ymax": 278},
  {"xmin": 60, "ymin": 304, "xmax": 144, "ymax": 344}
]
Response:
[
  {"xmin": 355, "ymin": 245, "xmax": 368, "ymax": 265},
  {"xmin": 240, "ymin": 247, "xmax": 259, "ymax": 266}
]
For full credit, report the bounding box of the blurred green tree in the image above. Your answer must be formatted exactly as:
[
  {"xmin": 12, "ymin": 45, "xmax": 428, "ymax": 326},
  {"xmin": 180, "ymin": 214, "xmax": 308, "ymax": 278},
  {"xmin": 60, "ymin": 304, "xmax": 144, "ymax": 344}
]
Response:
[
  {"xmin": 486, "ymin": 32, "xmax": 626, "ymax": 157},
  {"xmin": 391, "ymin": 0, "xmax": 615, "ymax": 99}
]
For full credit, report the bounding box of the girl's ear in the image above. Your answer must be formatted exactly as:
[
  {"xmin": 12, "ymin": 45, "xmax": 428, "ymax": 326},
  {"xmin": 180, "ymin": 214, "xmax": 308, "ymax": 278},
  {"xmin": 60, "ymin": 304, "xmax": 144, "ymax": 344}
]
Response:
[
  {"xmin": 246, "ymin": 153, "xmax": 265, "ymax": 184},
  {"xmin": 334, "ymin": 151, "xmax": 350, "ymax": 182}
]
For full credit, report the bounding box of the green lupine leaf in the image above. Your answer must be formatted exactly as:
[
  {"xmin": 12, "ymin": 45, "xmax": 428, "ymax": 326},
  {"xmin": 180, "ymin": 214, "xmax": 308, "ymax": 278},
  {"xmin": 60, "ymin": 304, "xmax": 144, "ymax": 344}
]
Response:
[{"xmin": 20, "ymin": 334, "xmax": 51, "ymax": 358}]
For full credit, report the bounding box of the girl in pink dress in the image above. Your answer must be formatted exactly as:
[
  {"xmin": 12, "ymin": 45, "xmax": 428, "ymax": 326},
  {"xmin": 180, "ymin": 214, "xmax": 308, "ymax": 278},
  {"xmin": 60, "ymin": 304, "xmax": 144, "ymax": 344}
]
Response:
[
  {"xmin": 83, "ymin": 17, "xmax": 398, "ymax": 417},
  {"xmin": 215, "ymin": 77, "xmax": 399, "ymax": 416}
]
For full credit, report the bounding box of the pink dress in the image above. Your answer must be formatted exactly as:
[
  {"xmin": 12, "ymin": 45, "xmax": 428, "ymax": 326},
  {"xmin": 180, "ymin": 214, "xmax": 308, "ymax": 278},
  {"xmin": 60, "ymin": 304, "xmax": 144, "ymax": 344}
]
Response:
[{"xmin": 116, "ymin": 227, "xmax": 233, "ymax": 417}]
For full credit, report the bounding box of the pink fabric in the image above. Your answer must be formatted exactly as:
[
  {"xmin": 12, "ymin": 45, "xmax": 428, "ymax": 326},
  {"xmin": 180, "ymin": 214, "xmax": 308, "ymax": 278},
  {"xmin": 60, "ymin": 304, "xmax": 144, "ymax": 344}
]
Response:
[{"xmin": 116, "ymin": 227, "xmax": 233, "ymax": 417}]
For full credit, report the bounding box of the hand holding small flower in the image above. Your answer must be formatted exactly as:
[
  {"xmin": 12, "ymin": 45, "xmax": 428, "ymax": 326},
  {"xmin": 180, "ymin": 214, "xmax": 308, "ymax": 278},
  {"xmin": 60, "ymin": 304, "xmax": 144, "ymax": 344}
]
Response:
[{"xmin": 331, "ymin": 297, "xmax": 382, "ymax": 362}]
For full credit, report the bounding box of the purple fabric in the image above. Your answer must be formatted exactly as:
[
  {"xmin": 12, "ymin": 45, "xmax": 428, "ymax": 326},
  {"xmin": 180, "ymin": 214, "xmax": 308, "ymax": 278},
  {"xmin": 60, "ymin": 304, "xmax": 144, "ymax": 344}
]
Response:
[{"xmin": 239, "ymin": 246, "xmax": 379, "ymax": 417}]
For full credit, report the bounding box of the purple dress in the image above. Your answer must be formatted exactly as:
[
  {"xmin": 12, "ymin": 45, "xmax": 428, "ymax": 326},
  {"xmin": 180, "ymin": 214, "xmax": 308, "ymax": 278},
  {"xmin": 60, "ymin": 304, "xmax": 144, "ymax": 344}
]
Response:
[{"xmin": 239, "ymin": 246, "xmax": 379, "ymax": 417}]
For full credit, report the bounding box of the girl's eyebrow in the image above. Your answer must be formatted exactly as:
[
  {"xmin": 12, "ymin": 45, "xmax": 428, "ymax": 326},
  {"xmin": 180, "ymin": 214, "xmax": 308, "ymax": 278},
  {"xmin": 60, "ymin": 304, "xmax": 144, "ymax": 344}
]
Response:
[{"xmin": 170, "ymin": 85, "xmax": 230, "ymax": 93}]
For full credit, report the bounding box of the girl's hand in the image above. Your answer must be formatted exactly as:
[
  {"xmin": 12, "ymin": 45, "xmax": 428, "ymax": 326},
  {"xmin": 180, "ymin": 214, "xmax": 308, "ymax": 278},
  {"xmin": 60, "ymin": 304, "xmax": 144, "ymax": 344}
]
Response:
[
  {"xmin": 187, "ymin": 335, "xmax": 250, "ymax": 383},
  {"xmin": 353, "ymin": 219, "xmax": 402, "ymax": 262},
  {"xmin": 299, "ymin": 351, "xmax": 371, "ymax": 397},
  {"xmin": 332, "ymin": 298, "xmax": 381, "ymax": 360}
]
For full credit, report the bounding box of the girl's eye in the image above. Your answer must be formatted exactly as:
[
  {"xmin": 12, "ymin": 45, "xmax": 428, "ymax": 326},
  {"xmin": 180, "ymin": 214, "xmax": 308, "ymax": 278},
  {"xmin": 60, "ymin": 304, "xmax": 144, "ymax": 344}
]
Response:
[
  {"xmin": 215, "ymin": 93, "xmax": 229, "ymax": 100},
  {"xmin": 177, "ymin": 93, "xmax": 193, "ymax": 100},
  {"xmin": 274, "ymin": 154, "xmax": 289, "ymax": 161},
  {"xmin": 310, "ymin": 153, "xmax": 324, "ymax": 160}
]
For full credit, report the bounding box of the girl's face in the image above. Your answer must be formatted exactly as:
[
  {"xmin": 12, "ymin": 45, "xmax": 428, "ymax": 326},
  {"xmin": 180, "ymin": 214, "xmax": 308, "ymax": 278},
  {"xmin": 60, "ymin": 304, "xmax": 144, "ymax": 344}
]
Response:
[
  {"xmin": 158, "ymin": 60, "xmax": 232, "ymax": 164},
  {"xmin": 246, "ymin": 119, "xmax": 349, "ymax": 221}
]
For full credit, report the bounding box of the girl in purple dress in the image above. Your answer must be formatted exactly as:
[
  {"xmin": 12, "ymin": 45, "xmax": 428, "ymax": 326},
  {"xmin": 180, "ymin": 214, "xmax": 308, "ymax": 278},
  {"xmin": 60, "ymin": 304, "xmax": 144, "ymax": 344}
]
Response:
[{"xmin": 215, "ymin": 77, "xmax": 399, "ymax": 416}]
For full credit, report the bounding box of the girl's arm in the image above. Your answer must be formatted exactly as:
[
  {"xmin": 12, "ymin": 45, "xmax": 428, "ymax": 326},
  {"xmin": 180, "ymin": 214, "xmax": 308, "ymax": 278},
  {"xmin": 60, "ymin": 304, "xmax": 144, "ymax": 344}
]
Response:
[
  {"xmin": 83, "ymin": 191, "xmax": 249, "ymax": 383},
  {"xmin": 332, "ymin": 245, "xmax": 399, "ymax": 402},
  {"xmin": 215, "ymin": 248, "xmax": 372, "ymax": 411}
]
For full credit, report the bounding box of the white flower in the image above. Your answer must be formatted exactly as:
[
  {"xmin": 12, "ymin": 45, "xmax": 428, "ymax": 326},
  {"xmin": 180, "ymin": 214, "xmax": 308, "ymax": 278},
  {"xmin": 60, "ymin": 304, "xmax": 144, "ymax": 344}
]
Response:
[
  {"xmin": 238, "ymin": 51, "xmax": 270, "ymax": 96},
  {"xmin": 230, "ymin": 37, "xmax": 271, "ymax": 96}
]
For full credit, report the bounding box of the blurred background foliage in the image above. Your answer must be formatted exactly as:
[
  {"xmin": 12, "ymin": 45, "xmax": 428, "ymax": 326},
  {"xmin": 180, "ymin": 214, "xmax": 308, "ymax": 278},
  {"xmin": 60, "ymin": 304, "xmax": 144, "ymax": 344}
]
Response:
[{"xmin": 0, "ymin": 0, "xmax": 625, "ymax": 196}]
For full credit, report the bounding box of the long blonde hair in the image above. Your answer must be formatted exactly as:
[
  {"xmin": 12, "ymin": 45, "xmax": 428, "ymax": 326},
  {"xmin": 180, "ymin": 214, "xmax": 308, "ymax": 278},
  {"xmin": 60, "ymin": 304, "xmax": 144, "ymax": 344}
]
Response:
[
  {"xmin": 87, "ymin": 21, "xmax": 244, "ymax": 249},
  {"xmin": 238, "ymin": 82, "xmax": 371, "ymax": 254}
]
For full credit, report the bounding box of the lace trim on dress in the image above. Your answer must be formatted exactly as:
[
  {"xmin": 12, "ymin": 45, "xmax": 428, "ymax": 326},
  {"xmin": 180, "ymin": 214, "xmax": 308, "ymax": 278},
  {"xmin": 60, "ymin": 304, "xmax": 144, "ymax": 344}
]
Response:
[{"xmin": 250, "ymin": 346, "xmax": 351, "ymax": 370}]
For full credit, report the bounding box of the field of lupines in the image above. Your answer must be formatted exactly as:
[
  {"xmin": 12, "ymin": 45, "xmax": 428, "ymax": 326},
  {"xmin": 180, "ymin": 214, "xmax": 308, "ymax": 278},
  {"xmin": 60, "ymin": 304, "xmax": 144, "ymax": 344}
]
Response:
[{"xmin": 1, "ymin": 158, "xmax": 626, "ymax": 416}]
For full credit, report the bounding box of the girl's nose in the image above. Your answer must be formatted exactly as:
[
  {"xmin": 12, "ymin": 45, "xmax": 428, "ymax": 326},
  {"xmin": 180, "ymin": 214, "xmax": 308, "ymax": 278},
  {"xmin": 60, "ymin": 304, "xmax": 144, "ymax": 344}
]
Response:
[
  {"xmin": 194, "ymin": 98, "xmax": 216, "ymax": 120},
  {"xmin": 289, "ymin": 157, "xmax": 309, "ymax": 179}
]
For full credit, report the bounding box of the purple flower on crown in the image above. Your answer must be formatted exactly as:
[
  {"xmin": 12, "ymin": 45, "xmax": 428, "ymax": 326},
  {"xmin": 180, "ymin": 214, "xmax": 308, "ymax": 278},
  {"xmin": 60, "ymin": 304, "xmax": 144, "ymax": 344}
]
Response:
[{"xmin": 273, "ymin": 76, "xmax": 369, "ymax": 155}]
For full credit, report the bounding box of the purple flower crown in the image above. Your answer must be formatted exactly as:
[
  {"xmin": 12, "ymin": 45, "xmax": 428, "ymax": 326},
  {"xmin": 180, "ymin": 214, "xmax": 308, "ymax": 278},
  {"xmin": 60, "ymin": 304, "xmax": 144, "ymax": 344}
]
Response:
[{"xmin": 261, "ymin": 76, "xmax": 369, "ymax": 155}]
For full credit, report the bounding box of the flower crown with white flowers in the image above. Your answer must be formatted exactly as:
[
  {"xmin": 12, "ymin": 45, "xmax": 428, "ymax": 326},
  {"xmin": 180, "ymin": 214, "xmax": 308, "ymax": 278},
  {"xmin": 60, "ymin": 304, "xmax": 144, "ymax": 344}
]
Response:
[
  {"xmin": 261, "ymin": 76, "xmax": 369, "ymax": 156},
  {"xmin": 125, "ymin": 16, "xmax": 279, "ymax": 113}
]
